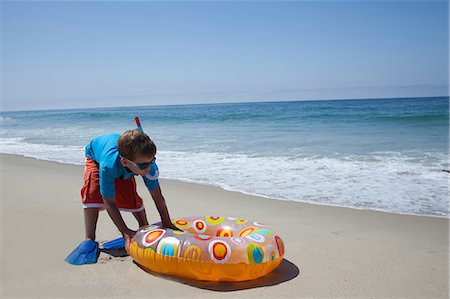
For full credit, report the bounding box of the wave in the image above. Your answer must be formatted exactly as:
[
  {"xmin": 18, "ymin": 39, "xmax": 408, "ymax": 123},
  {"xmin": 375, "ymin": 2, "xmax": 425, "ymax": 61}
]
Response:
[
  {"xmin": 0, "ymin": 137, "xmax": 85, "ymax": 165},
  {"xmin": 368, "ymin": 114, "xmax": 449, "ymax": 122},
  {"xmin": 1, "ymin": 137, "xmax": 448, "ymax": 218}
]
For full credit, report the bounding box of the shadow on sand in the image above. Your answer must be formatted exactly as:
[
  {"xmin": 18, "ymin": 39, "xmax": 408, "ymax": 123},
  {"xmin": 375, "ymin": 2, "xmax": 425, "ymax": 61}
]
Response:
[
  {"xmin": 134, "ymin": 258, "xmax": 300, "ymax": 291},
  {"xmin": 100, "ymin": 247, "xmax": 128, "ymax": 258}
]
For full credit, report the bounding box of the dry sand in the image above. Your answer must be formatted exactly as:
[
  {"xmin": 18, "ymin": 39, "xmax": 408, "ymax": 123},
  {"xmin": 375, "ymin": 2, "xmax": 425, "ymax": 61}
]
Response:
[{"xmin": 0, "ymin": 154, "xmax": 448, "ymax": 298}]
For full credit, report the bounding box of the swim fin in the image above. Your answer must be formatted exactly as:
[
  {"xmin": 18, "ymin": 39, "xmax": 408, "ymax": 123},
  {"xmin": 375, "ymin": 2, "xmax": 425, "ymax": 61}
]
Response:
[
  {"xmin": 65, "ymin": 239, "xmax": 99, "ymax": 265},
  {"xmin": 102, "ymin": 237, "xmax": 125, "ymax": 249}
]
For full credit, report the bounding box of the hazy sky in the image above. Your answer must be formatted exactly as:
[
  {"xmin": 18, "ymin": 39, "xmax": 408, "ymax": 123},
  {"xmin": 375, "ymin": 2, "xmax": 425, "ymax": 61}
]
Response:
[{"xmin": 1, "ymin": 1, "xmax": 448, "ymax": 111}]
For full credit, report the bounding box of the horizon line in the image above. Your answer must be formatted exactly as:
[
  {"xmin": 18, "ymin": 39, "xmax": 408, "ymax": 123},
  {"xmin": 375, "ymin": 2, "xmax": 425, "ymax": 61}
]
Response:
[{"xmin": 1, "ymin": 95, "xmax": 448, "ymax": 113}]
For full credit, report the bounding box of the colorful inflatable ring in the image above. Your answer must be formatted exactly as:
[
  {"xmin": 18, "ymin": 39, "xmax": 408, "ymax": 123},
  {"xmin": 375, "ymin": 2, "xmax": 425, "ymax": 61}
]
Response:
[{"xmin": 129, "ymin": 216, "xmax": 285, "ymax": 281}]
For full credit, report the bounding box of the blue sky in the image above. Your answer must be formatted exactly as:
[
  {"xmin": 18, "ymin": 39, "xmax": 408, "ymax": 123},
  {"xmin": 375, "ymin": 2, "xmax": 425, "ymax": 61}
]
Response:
[{"xmin": 1, "ymin": 1, "xmax": 448, "ymax": 111}]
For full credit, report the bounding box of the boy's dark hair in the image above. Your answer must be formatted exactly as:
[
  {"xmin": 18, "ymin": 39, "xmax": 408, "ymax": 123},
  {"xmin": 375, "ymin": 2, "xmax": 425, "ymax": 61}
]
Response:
[{"xmin": 117, "ymin": 129, "xmax": 156, "ymax": 160}]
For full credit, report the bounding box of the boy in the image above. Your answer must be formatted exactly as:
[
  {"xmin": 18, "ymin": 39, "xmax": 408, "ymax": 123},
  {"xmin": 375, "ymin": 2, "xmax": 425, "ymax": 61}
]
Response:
[{"xmin": 65, "ymin": 129, "xmax": 178, "ymax": 265}]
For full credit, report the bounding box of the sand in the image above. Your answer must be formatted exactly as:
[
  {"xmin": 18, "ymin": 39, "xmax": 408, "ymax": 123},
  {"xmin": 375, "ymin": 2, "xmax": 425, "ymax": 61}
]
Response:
[{"xmin": 0, "ymin": 153, "xmax": 448, "ymax": 298}]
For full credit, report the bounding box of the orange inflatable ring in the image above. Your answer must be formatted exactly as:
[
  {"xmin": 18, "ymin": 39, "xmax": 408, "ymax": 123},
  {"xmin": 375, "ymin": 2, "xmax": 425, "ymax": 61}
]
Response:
[{"xmin": 129, "ymin": 216, "xmax": 285, "ymax": 281}]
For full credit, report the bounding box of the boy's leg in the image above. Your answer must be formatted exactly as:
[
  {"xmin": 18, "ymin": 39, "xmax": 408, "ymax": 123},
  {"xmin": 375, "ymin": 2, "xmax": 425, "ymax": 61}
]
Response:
[
  {"xmin": 84, "ymin": 208, "xmax": 99, "ymax": 240},
  {"xmin": 80, "ymin": 158, "xmax": 103, "ymax": 241},
  {"xmin": 132, "ymin": 209, "xmax": 149, "ymax": 228}
]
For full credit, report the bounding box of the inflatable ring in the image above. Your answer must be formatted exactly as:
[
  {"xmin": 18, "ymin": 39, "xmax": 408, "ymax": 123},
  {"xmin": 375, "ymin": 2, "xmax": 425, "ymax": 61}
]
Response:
[{"xmin": 129, "ymin": 216, "xmax": 285, "ymax": 281}]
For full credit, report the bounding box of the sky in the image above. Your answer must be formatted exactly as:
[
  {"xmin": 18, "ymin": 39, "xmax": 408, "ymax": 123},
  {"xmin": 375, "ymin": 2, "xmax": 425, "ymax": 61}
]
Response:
[{"xmin": 1, "ymin": 0, "xmax": 449, "ymax": 111}]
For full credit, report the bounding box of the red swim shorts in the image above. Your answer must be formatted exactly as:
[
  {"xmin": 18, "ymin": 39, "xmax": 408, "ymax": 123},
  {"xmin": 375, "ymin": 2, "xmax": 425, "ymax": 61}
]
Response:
[{"xmin": 80, "ymin": 158, "xmax": 144, "ymax": 212}]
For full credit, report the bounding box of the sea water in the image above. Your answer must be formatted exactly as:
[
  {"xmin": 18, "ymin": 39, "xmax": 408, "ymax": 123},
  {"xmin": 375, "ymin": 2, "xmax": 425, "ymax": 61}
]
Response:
[{"xmin": 1, "ymin": 97, "xmax": 448, "ymax": 217}]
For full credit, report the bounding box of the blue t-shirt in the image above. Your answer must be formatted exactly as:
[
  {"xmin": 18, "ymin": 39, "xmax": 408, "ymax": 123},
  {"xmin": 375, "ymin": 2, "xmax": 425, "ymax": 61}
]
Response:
[{"xmin": 85, "ymin": 133, "xmax": 159, "ymax": 199}]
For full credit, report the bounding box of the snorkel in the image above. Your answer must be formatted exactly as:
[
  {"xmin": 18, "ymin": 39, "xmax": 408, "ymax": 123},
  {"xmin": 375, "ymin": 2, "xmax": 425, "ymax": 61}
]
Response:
[
  {"xmin": 128, "ymin": 116, "xmax": 155, "ymax": 170},
  {"xmin": 135, "ymin": 116, "xmax": 143, "ymax": 131}
]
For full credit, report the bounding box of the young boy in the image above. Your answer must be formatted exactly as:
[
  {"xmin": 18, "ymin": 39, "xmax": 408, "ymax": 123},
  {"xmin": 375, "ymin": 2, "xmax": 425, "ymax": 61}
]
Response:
[{"xmin": 65, "ymin": 129, "xmax": 178, "ymax": 265}]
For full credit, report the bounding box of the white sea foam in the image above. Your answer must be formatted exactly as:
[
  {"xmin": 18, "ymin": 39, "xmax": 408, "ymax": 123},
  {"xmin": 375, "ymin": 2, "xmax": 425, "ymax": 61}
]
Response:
[
  {"xmin": 0, "ymin": 116, "xmax": 12, "ymax": 122},
  {"xmin": 155, "ymin": 151, "xmax": 449, "ymax": 217},
  {"xmin": 0, "ymin": 137, "xmax": 85, "ymax": 165},
  {"xmin": 1, "ymin": 137, "xmax": 448, "ymax": 217}
]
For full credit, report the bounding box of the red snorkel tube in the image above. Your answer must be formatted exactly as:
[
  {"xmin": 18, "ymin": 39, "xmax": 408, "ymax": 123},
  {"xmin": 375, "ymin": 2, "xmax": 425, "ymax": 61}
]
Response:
[{"xmin": 135, "ymin": 116, "xmax": 143, "ymax": 131}]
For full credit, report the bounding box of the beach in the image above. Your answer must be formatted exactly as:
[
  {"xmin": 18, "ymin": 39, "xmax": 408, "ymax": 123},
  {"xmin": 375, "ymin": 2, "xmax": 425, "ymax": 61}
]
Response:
[
  {"xmin": 2, "ymin": 0, "xmax": 449, "ymax": 296},
  {"xmin": 0, "ymin": 153, "xmax": 448, "ymax": 298}
]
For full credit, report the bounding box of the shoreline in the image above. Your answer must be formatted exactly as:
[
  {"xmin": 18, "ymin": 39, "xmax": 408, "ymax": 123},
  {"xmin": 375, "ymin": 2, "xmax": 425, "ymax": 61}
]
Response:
[
  {"xmin": 1, "ymin": 153, "xmax": 449, "ymax": 297},
  {"xmin": 1, "ymin": 153, "xmax": 448, "ymax": 220}
]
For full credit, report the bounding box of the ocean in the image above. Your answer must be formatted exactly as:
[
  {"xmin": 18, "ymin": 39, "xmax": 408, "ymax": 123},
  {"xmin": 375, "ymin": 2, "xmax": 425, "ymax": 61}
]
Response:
[{"xmin": 1, "ymin": 97, "xmax": 448, "ymax": 217}]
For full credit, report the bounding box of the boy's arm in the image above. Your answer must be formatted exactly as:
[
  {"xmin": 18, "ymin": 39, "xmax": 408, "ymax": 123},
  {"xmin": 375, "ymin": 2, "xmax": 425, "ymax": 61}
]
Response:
[
  {"xmin": 103, "ymin": 197, "xmax": 136, "ymax": 238},
  {"xmin": 149, "ymin": 186, "xmax": 179, "ymax": 230},
  {"xmin": 99, "ymin": 166, "xmax": 135, "ymax": 237}
]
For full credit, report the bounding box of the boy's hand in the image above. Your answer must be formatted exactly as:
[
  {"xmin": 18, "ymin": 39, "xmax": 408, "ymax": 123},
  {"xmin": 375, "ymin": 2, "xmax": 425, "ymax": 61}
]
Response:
[
  {"xmin": 123, "ymin": 229, "xmax": 136, "ymax": 254},
  {"xmin": 163, "ymin": 222, "xmax": 183, "ymax": 232}
]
